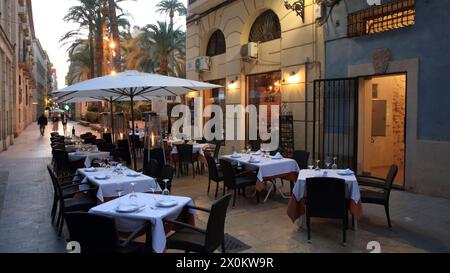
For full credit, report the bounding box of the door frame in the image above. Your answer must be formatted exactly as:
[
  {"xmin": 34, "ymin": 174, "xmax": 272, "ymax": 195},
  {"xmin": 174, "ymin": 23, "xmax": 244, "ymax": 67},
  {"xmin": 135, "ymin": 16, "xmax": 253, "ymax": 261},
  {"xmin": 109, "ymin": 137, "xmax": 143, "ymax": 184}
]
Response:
[{"xmin": 357, "ymin": 72, "xmax": 408, "ymax": 190}]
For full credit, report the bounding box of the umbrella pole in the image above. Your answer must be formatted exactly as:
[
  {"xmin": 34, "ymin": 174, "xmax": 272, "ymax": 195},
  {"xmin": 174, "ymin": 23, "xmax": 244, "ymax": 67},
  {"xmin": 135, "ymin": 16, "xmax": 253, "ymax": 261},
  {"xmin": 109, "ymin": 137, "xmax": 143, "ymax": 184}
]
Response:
[
  {"xmin": 110, "ymin": 97, "xmax": 115, "ymax": 144},
  {"xmin": 130, "ymin": 95, "xmax": 138, "ymax": 170}
]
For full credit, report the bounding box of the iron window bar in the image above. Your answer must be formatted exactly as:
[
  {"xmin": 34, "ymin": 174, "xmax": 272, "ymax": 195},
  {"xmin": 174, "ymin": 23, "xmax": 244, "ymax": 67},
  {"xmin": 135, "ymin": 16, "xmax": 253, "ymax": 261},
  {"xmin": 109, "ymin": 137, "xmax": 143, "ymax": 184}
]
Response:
[{"xmin": 348, "ymin": 0, "xmax": 416, "ymax": 38}]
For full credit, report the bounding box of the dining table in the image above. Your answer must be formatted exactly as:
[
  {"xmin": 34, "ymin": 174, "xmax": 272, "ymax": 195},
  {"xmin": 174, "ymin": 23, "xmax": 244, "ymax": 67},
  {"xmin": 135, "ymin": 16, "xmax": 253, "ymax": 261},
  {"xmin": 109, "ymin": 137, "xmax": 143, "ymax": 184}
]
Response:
[
  {"xmin": 69, "ymin": 151, "xmax": 110, "ymax": 168},
  {"xmin": 221, "ymin": 153, "xmax": 300, "ymax": 202},
  {"xmin": 287, "ymin": 169, "xmax": 363, "ymax": 229},
  {"xmin": 76, "ymin": 167, "xmax": 161, "ymax": 202},
  {"xmin": 89, "ymin": 193, "xmax": 196, "ymax": 253}
]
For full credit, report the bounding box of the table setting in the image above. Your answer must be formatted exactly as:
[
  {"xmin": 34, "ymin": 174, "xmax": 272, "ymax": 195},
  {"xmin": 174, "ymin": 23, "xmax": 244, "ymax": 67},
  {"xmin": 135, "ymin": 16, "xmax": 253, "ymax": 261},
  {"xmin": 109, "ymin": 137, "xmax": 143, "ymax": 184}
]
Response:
[
  {"xmin": 68, "ymin": 146, "xmax": 110, "ymax": 168},
  {"xmin": 287, "ymin": 166, "xmax": 363, "ymax": 226},
  {"xmin": 222, "ymin": 150, "xmax": 300, "ymax": 192},
  {"xmin": 89, "ymin": 192, "xmax": 196, "ymax": 253},
  {"xmin": 76, "ymin": 164, "xmax": 161, "ymax": 202}
]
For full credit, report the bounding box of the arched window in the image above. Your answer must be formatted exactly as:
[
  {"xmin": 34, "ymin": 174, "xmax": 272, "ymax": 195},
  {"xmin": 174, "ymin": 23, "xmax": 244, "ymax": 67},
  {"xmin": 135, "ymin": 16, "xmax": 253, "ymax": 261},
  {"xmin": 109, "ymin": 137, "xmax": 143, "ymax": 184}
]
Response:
[
  {"xmin": 206, "ymin": 30, "xmax": 226, "ymax": 57},
  {"xmin": 249, "ymin": 10, "xmax": 281, "ymax": 43}
]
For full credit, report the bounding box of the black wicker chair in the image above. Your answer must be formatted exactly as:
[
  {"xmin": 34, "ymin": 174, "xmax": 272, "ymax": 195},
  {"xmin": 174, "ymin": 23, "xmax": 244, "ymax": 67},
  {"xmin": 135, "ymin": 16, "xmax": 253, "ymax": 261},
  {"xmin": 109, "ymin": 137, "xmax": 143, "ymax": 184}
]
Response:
[
  {"xmin": 64, "ymin": 212, "xmax": 151, "ymax": 253},
  {"xmin": 165, "ymin": 194, "xmax": 232, "ymax": 253},
  {"xmin": 305, "ymin": 177, "xmax": 349, "ymax": 245},
  {"xmin": 357, "ymin": 164, "xmax": 398, "ymax": 229},
  {"xmin": 219, "ymin": 159, "xmax": 259, "ymax": 207},
  {"xmin": 206, "ymin": 154, "xmax": 224, "ymax": 198},
  {"xmin": 176, "ymin": 144, "xmax": 196, "ymax": 178}
]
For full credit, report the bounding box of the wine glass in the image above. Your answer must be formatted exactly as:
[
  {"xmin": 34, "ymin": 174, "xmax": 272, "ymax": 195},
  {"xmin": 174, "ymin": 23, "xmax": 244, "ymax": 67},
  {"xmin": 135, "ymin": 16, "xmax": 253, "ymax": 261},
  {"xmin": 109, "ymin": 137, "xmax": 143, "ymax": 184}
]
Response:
[
  {"xmin": 162, "ymin": 179, "xmax": 170, "ymax": 196},
  {"xmin": 315, "ymin": 160, "xmax": 321, "ymax": 171},
  {"xmin": 246, "ymin": 144, "xmax": 252, "ymax": 154},
  {"xmin": 332, "ymin": 157, "xmax": 338, "ymax": 169},
  {"xmin": 116, "ymin": 183, "xmax": 124, "ymax": 207},
  {"xmin": 308, "ymin": 157, "xmax": 315, "ymax": 170},
  {"xmin": 325, "ymin": 156, "xmax": 332, "ymax": 169},
  {"xmin": 129, "ymin": 182, "xmax": 138, "ymax": 203}
]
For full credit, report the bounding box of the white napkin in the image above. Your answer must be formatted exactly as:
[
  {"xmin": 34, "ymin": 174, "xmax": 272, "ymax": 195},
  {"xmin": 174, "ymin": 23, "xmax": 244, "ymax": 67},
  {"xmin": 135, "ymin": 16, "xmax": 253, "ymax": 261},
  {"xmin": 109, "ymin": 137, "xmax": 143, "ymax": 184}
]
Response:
[
  {"xmin": 232, "ymin": 151, "xmax": 239, "ymax": 157},
  {"xmin": 253, "ymin": 150, "xmax": 262, "ymax": 155},
  {"xmin": 249, "ymin": 156, "xmax": 256, "ymax": 163},
  {"xmin": 273, "ymin": 152, "xmax": 283, "ymax": 159}
]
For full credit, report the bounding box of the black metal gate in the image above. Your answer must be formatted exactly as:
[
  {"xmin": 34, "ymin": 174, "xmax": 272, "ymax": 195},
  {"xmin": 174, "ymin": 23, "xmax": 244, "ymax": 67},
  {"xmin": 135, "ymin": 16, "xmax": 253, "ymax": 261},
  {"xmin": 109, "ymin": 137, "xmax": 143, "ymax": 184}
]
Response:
[{"xmin": 313, "ymin": 78, "xmax": 359, "ymax": 170}]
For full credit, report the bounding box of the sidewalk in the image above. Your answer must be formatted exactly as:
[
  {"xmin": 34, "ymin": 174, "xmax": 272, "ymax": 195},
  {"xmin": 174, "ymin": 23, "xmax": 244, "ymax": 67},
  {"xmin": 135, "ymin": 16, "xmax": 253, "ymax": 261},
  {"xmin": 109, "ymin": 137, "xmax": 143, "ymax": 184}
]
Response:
[{"xmin": 0, "ymin": 122, "xmax": 94, "ymax": 253}]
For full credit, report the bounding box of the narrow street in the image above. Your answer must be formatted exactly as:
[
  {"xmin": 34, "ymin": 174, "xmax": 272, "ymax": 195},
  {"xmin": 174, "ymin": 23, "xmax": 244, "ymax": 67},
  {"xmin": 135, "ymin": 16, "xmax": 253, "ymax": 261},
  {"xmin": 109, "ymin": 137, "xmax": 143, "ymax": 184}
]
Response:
[{"xmin": 0, "ymin": 122, "xmax": 94, "ymax": 252}]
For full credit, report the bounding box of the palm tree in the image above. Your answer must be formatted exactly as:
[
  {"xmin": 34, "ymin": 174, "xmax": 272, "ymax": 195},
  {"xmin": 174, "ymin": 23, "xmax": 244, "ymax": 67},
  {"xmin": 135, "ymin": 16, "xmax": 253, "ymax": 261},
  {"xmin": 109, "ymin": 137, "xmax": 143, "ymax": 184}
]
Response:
[
  {"xmin": 66, "ymin": 41, "xmax": 92, "ymax": 85},
  {"xmin": 122, "ymin": 28, "xmax": 156, "ymax": 72},
  {"xmin": 143, "ymin": 21, "xmax": 186, "ymax": 76},
  {"xmin": 155, "ymin": 0, "xmax": 187, "ymax": 27},
  {"xmin": 61, "ymin": 0, "xmax": 131, "ymax": 78}
]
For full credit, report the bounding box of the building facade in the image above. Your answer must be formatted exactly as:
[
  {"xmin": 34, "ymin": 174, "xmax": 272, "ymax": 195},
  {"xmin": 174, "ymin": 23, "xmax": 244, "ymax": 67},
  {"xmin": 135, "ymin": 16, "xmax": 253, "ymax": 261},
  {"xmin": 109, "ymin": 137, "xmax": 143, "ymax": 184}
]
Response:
[
  {"xmin": 0, "ymin": 0, "xmax": 16, "ymax": 151},
  {"xmin": 32, "ymin": 38, "xmax": 51, "ymax": 120},
  {"xmin": 186, "ymin": 0, "xmax": 325, "ymax": 155},
  {"xmin": 15, "ymin": 0, "xmax": 36, "ymax": 135},
  {"xmin": 322, "ymin": 0, "xmax": 450, "ymax": 199}
]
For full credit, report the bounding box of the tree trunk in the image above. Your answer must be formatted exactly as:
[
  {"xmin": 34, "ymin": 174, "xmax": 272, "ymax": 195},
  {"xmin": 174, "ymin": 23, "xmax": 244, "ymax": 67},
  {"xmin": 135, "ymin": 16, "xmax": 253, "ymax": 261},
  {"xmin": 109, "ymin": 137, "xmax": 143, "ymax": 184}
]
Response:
[
  {"xmin": 108, "ymin": 0, "xmax": 121, "ymax": 72},
  {"xmin": 95, "ymin": 10, "xmax": 104, "ymax": 77},
  {"xmin": 88, "ymin": 24, "xmax": 95, "ymax": 79},
  {"xmin": 159, "ymin": 57, "xmax": 169, "ymax": 76}
]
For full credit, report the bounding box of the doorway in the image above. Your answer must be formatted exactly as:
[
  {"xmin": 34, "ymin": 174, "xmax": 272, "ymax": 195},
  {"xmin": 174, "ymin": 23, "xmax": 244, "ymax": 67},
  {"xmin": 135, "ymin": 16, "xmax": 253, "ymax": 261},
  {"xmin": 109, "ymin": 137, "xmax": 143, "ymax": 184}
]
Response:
[{"xmin": 358, "ymin": 74, "xmax": 406, "ymax": 187}]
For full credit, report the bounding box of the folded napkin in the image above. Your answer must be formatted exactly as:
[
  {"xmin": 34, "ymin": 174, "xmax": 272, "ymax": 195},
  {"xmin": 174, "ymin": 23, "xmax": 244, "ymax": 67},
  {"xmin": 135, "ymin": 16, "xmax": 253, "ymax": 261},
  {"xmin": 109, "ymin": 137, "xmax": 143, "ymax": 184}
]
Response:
[
  {"xmin": 273, "ymin": 152, "xmax": 283, "ymax": 159},
  {"xmin": 253, "ymin": 150, "xmax": 262, "ymax": 155},
  {"xmin": 232, "ymin": 152, "xmax": 239, "ymax": 157},
  {"xmin": 249, "ymin": 156, "xmax": 257, "ymax": 163}
]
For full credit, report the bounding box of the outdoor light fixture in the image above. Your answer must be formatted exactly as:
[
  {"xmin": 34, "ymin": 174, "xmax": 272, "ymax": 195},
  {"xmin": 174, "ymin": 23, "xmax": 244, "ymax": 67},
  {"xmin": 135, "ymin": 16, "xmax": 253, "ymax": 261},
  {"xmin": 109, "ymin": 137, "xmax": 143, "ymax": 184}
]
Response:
[
  {"xmin": 228, "ymin": 79, "xmax": 238, "ymax": 89},
  {"xmin": 109, "ymin": 41, "xmax": 116, "ymax": 49},
  {"xmin": 283, "ymin": 0, "xmax": 305, "ymax": 23},
  {"xmin": 110, "ymin": 70, "xmax": 117, "ymax": 75},
  {"xmin": 288, "ymin": 71, "xmax": 300, "ymax": 84}
]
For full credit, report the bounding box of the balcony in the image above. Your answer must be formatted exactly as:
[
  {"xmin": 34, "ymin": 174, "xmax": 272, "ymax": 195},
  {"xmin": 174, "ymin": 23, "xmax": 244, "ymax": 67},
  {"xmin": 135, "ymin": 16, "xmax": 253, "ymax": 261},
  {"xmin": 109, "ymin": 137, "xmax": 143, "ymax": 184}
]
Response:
[{"xmin": 188, "ymin": 0, "xmax": 226, "ymax": 15}]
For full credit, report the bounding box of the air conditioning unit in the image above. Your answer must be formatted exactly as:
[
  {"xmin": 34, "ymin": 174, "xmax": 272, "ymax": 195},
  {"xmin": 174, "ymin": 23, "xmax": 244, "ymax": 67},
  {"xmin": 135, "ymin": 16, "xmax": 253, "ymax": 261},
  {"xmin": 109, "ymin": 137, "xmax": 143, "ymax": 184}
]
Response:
[
  {"xmin": 240, "ymin": 42, "xmax": 258, "ymax": 59},
  {"xmin": 195, "ymin": 56, "xmax": 211, "ymax": 72}
]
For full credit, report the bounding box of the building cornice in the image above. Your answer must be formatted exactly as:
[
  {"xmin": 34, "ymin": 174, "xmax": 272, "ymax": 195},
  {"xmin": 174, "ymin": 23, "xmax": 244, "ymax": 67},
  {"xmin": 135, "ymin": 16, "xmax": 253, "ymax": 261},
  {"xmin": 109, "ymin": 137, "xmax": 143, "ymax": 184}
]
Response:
[{"xmin": 187, "ymin": 0, "xmax": 237, "ymax": 24}]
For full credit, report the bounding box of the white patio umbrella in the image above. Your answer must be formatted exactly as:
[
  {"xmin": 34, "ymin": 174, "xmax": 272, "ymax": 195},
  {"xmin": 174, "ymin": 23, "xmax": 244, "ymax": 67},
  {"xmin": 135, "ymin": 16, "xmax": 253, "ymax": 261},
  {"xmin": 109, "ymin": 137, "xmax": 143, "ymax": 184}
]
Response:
[
  {"xmin": 53, "ymin": 71, "xmax": 222, "ymax": 169},
  {"xmin": 50, "ymin": 108, "xmax": 65, "ymax": 113}
]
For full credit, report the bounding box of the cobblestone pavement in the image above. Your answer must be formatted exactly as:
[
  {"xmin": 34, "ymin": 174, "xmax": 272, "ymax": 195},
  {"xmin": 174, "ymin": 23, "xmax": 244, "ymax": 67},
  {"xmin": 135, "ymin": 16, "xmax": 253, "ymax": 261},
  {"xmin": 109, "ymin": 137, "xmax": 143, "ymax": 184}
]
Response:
[{"xmin": 0, "ymin": 122, "xmax": 449, "ymax": 253}]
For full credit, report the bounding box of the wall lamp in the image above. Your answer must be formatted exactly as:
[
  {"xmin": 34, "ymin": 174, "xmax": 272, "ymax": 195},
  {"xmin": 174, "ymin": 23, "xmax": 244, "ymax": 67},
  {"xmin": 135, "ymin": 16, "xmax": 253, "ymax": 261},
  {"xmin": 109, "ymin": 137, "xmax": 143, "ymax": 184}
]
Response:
[
  {"xmin": 283, "ymin": 0, "xmax": 305, "ymax": 23},
  {"xmin": 228, "ymin": 77, "xmax": 239, "ymax": 89}
]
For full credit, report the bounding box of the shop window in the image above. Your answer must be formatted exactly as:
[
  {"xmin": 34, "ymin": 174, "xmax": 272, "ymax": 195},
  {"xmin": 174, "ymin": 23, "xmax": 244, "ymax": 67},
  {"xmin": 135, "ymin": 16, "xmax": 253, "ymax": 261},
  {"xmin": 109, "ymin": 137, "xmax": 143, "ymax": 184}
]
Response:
[
  {"xmin": 348, "ymin": 0, "xmax": 416, "ymax": 37},
  {"xmin": 206, "ymin": 30, "xmax": 226, "ymax": 57},
  {"xmin": 246, "ymin": 71, "xmax": 282, "ymax": 150},
  {"xmin": 249, "ymin": 10, "xmax": 281, "ymax": 43},
  {"xmin": 204, "ymin": 79, "xmax": 226, "ymax": 138}
]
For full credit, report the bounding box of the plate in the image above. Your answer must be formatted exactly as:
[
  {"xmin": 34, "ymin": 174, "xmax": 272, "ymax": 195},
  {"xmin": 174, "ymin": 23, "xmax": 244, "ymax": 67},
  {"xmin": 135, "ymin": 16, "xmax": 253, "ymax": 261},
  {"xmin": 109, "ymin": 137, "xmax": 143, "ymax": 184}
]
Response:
[
  {"xmin": 126, "ymin": 173, "xmax": 141, "ymax": 177},
  {"xmin": 338, "ymin": 170, "xmax": 354, "ymax": 176},
  {"xmin": 231, "ymin": 155, "xmax": 241, "ymax": 159},
  {"xmin": 115, "ymin": 204, "xmax": 145, "ymax": 213},
  {"xmin": 94, "ymin": 175, "xmax": 110, "ymax": 180},
  {"xmin": 248, "ymin": 160, "xmax": 261, "ymax": 163},
  {"xmin": 156, "ymin": 200, "xmax": 178, "ymax": 208},
  {"xmin": 84, "ymin": 168, "xmax": 97, "ymax": 173},
  {"xmin": 271, "ymin": 156, "xmax": 283, "ymax": 160}
]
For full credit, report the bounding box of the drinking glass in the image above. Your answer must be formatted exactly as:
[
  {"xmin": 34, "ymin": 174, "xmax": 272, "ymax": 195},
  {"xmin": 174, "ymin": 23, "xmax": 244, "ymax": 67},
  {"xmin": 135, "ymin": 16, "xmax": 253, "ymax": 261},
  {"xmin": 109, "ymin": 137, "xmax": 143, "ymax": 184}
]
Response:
[
  {"xmin": 162, "ymin": 179, "xmax": 170, "ymax": 196},
  {"xmin": 332, "ymin": 157, "xmax": 338, "ymax": 169},
  {"xmin": 116, "ymin": 183, "xmax": 124, "ymax": 206},
  {"xmin": 129, "ymin": 182, "xmax": 138, "ymax": 203},
  {"xmin": 315, "ymin": 160, "xmax": 321, "ymax": 171},
  {"xmin": 308, "ymin": 158, "xmax": 315, "ymax": 170},
  {"xmin": 325, "ymin": 156, "xmax": 332, "ymax": 169}
]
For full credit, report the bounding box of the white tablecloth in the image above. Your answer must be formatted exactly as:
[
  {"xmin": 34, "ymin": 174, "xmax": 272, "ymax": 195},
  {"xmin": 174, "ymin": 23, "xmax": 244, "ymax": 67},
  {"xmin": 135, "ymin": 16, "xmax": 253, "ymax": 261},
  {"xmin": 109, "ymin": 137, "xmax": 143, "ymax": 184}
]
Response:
[
  {"xmin": 221, "ymin": 154, "xmax": 300, "ymax": 182},
  {"xmin": 293, "ymin": 169, "xmax": 361, "ymax": 203},
  {"xmin": 89, "ymin": 193, "xmax": 195, "ymax": 253},
  {"xmin": 77, "ymin": 168, "xmax": 161, "ymax": 202},
  {"xmin": 69, "ymin": 151, "xmax": 110, "ymax": 168}
]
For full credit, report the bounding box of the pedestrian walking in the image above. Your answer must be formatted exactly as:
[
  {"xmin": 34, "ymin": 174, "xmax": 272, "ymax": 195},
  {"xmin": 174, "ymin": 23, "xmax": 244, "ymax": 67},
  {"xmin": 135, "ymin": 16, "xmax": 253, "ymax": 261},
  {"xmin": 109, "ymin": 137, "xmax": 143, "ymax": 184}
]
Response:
[
  {"xmin": 52, "ymin": 115, "xmax": 59, "ymax": 132},
  {"xmin": 61, "ymin": 113, "xmax": 69, "ymax": 134},
  {"xmin": 37, "ymin": 114, "xmax": 48, "ymax": 137}
]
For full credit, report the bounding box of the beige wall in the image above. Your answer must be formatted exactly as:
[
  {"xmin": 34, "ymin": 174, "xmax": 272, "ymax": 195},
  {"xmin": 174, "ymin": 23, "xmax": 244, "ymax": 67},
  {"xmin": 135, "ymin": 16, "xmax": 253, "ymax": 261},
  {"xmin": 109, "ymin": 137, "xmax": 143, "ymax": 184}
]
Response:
[
  {"xmin": 187, "ymin": 0, "xmax": 324, "ymax": 155},
  {"xmin": 0, "ymin": 0, "xmax": 16, "ymax": 151}
]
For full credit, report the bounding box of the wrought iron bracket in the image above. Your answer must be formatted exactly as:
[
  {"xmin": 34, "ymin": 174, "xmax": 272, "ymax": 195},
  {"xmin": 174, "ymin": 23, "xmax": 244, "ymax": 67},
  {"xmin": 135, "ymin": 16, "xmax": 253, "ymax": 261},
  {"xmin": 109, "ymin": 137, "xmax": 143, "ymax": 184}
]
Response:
[{"xmin": 283, "ymin": 0, "xmax": 305, "ymax": 23}]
